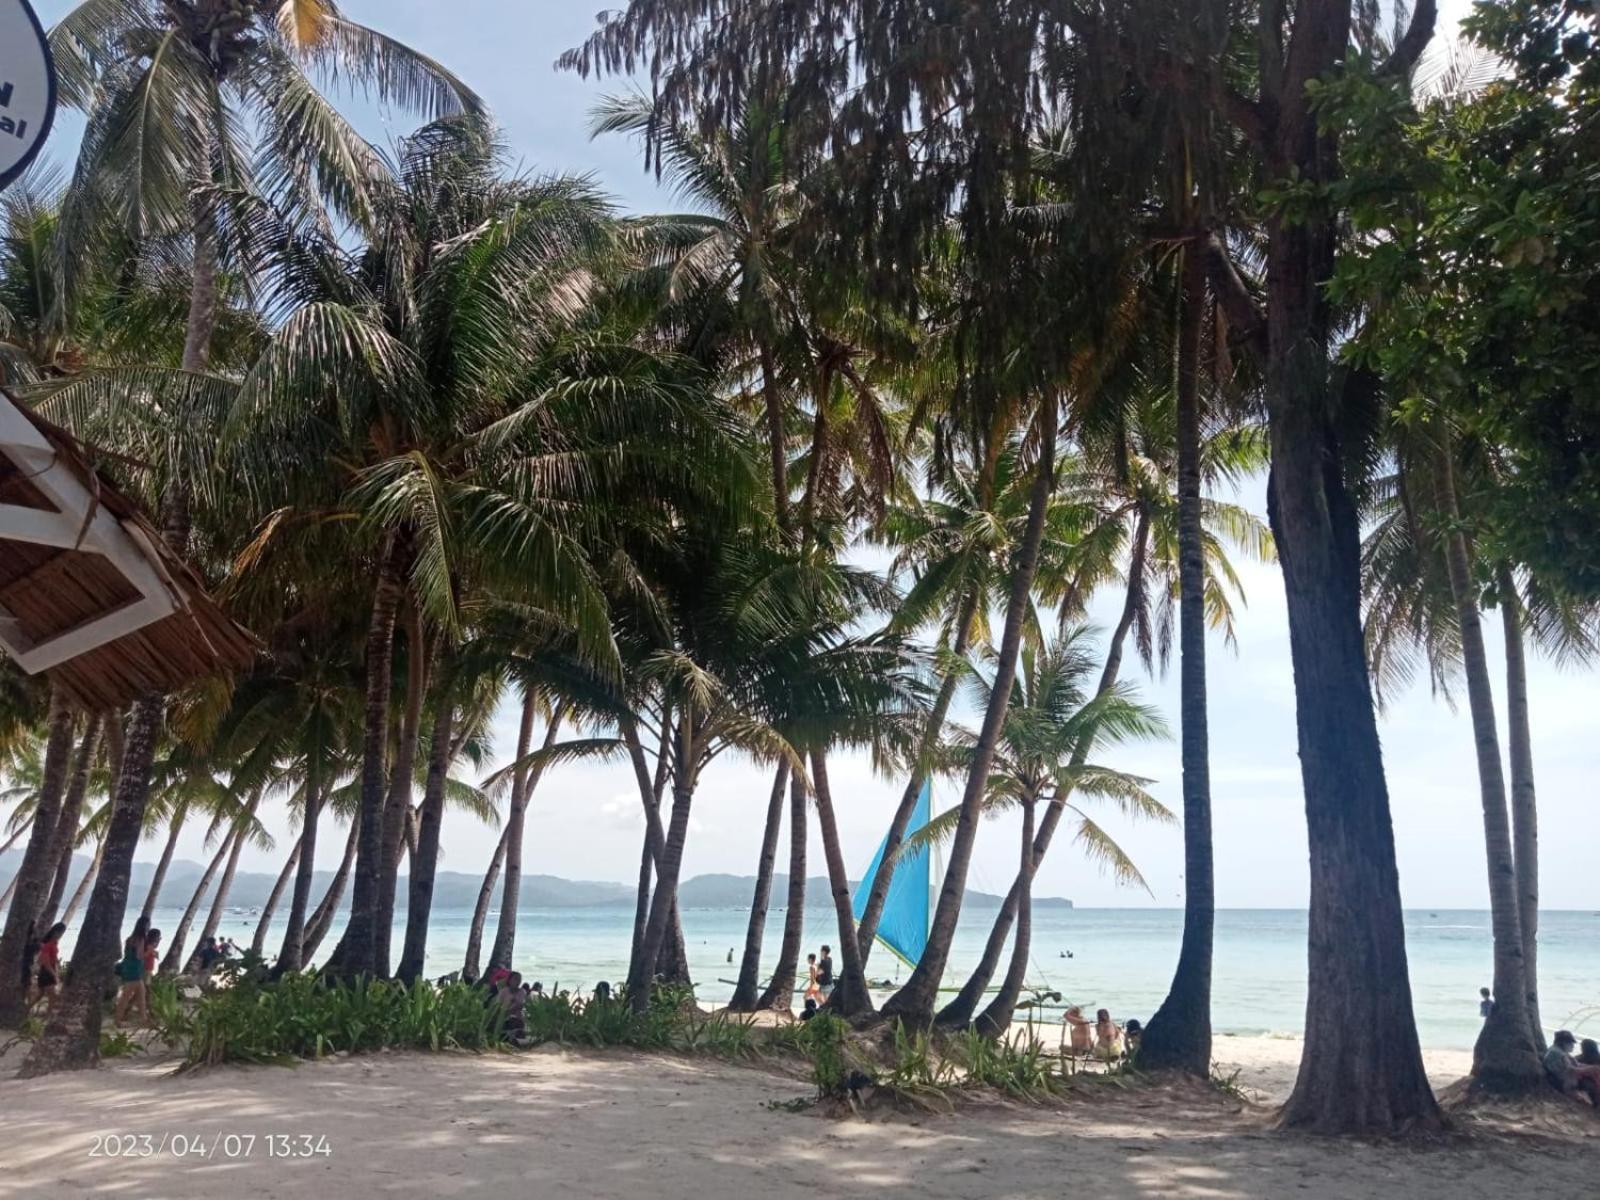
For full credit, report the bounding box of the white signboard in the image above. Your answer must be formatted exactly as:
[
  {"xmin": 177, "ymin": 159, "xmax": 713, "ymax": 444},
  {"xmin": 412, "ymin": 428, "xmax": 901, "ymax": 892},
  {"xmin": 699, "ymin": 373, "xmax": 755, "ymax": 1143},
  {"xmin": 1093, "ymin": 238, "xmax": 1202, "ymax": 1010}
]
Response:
[{"xmin": 0, "ymin": 0, "xmax": 56, "ymax": 191}]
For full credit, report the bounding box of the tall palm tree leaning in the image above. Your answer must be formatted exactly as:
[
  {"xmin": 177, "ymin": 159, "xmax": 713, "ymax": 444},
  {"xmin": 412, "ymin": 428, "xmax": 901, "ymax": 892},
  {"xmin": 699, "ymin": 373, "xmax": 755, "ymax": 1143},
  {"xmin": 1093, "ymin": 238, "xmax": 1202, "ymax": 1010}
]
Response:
[{"xmin": 21, "ymin": 0, "xmax": 480, "ymax": 1073}]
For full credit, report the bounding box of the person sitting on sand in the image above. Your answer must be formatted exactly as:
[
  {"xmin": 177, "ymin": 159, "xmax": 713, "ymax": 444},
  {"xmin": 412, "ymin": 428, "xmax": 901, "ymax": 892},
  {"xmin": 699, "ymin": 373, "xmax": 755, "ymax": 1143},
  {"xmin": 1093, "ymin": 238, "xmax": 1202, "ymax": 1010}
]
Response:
[
  {"xmin": 1579, "ymin": 1039, "xmax": 1600, "ymax": 1067},
  {"xmin": 497, "ymin": 971, "xmax": 527, "ymax": 1037},
  {"xmin": 593, "ymin": 981, "xmax": 612, "ymax": 1004},
  {"xmin": 799, "ymin": 998, "xmax": 818, "ymax": 1023},
  {"xmin": 1122, "ymin": 1018, "xmax": 1143, "ymax": 1057},
  {"xmin": 1543, "ymin": 1030, "xmax": 1600, "ymax": 1105},
  {"xmin": 1064, "ymin": 1006, "xmax": 1094, "ymax": 1055},
  {"xmin": 1093, "ymin": 1009, "xmax": 1123, "ymax": 1062},
  {"xmin": 804, "ymin": 953, "xmax": 823, "ymax": 1004}
]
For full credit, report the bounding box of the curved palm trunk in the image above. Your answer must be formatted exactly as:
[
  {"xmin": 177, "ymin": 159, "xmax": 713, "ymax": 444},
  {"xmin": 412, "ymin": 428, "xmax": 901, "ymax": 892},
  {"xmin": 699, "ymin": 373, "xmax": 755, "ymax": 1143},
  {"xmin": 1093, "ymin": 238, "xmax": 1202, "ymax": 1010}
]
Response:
[
  {"xmin": 160, "ymin": 819, "xmax": 234, "ymax": 974},
  {"xmin": 488, "ymin": 698, "xmax": 567, "ymax": 973},
  {"xmin": 192, "ymin": 795, "xmax": 263, "ymax": 964},
  {"xmin": 21, "ymin": 692, "xmax": 161, "ymax": 1076},
  {"xmin": 857, "ymin": 591, "xmax": 980, "ymax": 964},
  {"xmin": 61, "ymin": 837, "xmax": 103, "ymax": 927},
  {"xmin": 0, "ymin": 690, "xmax": 76, "ymax": 1025},
  {"xmin": 254, "ymin": 836, "xmax": 302, "ymax": 956},
  {"xmin": 811, "ymin": 751, "xmax": 872, "ymax": 1017},
  {"xmin": 1498, "ymin": 567, "xmax": 1542, "ymax": 1051},
  {"xmin": 756, "ymin": 769, "xmax": 808, "ymax": 1011},
  {"xmin": 1433, "ymin": 447, "xmax": 1540, "ymax": 1091},
  {"xmin": 462, "ymin": 825, "xmax": 510, "ymax": 982},
  {"xmin": 882, "ymin": 393, "xmax": 1059, "ymax": 1026},
  {"xmin": 936, "ymin": 516, "xmax": 1150, "ymax": 1029},
  {"xmin": 1137, "ymin": 252, "xmax": 1214, "ymax": 1075},
  {"xmin": 2, "ymin": 814, "xmax": 34, "ymax": 857},
  {"xmin": 623, "ymin": 714, "xmax": 670, "ymax": 989},
  {"xmin": 139, "ymin": 802, "xmax": 189, "ymax": 924},
  {"xmin": 376, "ymin": 607, "xmax": 428, "ymax": 978},
  {"xmin": 275, "ymin": 763, "xmax": 325, "ymax": 973},
  {"xmin": 326, "ymin": 542, "xmax": 406, "ymax": 978},
  {"xmin": 398, "ymin": 663, "xmax": 458, "ymax": 984},
  {"xmin": 727, "ymin": 761, "xmax": 790, "ymax": 1010},
  {"xmin": 40, "ymin": 717, "xmax": 103, "ymax": 929},
  {"xmin": 628, "ymin": 716, "xmax": 698, "ymax": 1011},
  {"xmin": 303, "ymin": 814, "xmax": 361, "ymax": 964},
  {"xmin": 975, "ymin": 795, "xmax": 1036, "ymax": 1038}
]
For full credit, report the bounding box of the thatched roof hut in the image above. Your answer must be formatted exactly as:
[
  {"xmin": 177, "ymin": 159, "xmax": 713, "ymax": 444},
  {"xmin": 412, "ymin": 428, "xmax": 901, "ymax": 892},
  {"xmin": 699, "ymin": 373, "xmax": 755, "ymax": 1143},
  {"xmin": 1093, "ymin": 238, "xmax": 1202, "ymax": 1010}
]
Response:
[{"xmin": 0, "ymin": 387, "xmax": 256, "ymax": 710}]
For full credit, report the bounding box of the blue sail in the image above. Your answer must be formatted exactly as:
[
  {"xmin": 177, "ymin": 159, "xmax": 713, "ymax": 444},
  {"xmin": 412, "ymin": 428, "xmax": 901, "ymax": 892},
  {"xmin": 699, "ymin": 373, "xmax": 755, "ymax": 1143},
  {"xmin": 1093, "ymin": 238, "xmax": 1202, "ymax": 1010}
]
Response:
[{"xmin": 851, "ymin": 779, "xmax": 932, "ymax": 968}]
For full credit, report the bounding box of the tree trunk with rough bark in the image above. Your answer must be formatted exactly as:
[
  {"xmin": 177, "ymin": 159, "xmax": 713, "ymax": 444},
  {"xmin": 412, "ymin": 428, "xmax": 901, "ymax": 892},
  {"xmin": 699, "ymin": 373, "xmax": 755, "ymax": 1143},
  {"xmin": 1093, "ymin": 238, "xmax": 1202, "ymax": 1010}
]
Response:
[
  {"xmin": 39, "ymin": 716, "xmax": 102, "ymax": 930},
  {"xmin": 881, "ymin": 392, "xmax": 1058, "ymax": 1026},
  {"xmin": 20, "ymin": 693, "xmax": 160, "ymax": 1075},
  {"xmin": 463, "ymin": 825, "xmax": 509, "ymax": 982},
  {"xmin": 628, "ymin": 717, "xmax": 698, "ymax": 1011},
  {"xmin": 856, "ymin": 590, "xmax": 980, "ymax": 964},
  {"xmin": 1137, "ymin": 251, "xmax": 1215, "ymax": 1076},
  {"xmin": 935, "ymin": 518, "xmax": 1149, "ymax": 1028},
  {"xmin": 1433, "ymin": 446, "xmax": 1540, "ymax": 1091},
  {"xmin": 276, "ymin": 759, "xmax": 325, "ymax": 973},
  {"xmin": 254, "ymin": 836, "xmax": 302, "ymax": 956},
  {"xmin": 756, "ymin": 770, "xmax": 808, "ymax": 1011},
  {"xmin": 489, "ymin": 697, "xmax": 566, "ymax": 973},
  {"xmin": 811, "ymin": 751, "xmax": 873, "ymax": 1017},
  {"xmin": 303, "ymin": 814, "xmax": 360, "ymax": 964},
  {"xmin": 1498, "ymin": 566, "xmax": 1543, "ymax": 1051},
  {"xmin": 398, "ymin": 659, "xmax": 458, "ymax": 984},
  {"xmin": 0, "ymin": 690, "xmax": 76, "ymax": 1025},
  {"xmin": 975, "ymin": 794, "xmax": 1036, "ymax": 1037},
  {"xmin": 727, "ymin": 761, "xmax": 790, "ymax": 1011},
  {"xmin": 376, "ymin": 607, "xmax": 427, "ymax": 977},
  {"xmin": 326, "ymin": 542, "xmax": 406, "ymax": 978}
]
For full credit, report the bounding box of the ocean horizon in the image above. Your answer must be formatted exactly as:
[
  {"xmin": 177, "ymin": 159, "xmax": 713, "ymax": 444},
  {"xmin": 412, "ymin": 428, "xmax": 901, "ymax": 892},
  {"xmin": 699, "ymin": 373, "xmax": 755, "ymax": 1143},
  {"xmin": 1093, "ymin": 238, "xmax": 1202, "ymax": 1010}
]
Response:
[{"xmin": 109, "ymin": 904, "xmax": 1598, "ymax": 1052}]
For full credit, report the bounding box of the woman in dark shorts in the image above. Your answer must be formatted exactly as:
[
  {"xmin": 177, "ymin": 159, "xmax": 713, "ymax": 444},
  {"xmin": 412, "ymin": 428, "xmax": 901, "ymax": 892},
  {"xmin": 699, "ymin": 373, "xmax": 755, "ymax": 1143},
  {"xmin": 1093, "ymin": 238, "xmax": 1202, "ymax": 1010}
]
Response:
[{"xmin": 34, "ymin": 921, "xmax": 65, "ymax": 1008}]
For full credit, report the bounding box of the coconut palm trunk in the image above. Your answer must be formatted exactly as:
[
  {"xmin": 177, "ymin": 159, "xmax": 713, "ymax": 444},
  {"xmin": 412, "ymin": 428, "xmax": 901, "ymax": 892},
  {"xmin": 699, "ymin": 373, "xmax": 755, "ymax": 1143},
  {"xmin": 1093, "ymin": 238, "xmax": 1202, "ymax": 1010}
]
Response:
[
  {"xmin": 191, "ymin": 794, "xmax": 264, "ymax": 965},
  {"xmin": 881, "ymin": 393, "xmax": 1059, "ymax": 1025},
  {"xmin": 21, "ymin": 691, "xmax": 161, "ymax": 1075},
  {"xmin": 39, "ymin": 717, "xmax": 103, "ymax": 930},
  {"xmin": 327, "ymin": 541, "xmax": 407, "ymax": 978},
  {"xmin": 756, "ymin": 750, "xmax": 808, "ymax": 1011},
  {"xmin": 276, "ymin": 761, "xmax": 326, "ymax": 973},
  {"xmin": 304, "ymin": 813, "xmax": 361, "ymax": 964},
  {"xmin": 254, "ymin": 836, "xmax": 302, "ymax": 956},
  {"xmin": 61, "ymin": 837, "xmax": 103, "ymax": 928},
  {"xmin": 0, "ymin": 689, "xmax": 77, "ymax": 1025},
  {"xmin": 856, "ymin": 591, "xmax": 980, "ymax": 963},
  {"xmin": 139, "ymin": 801, "xmax": 188, "ymax": 923},
  {"xmin": 488, "ymin": 699, "xmax": 567, "ymax": 973},
  {"xmin": 376, "ymin": 608, "xmax": 428, "ymax": 977},
  {"xmin": 935, "ymin": 514, "xmax": 1148, "ymax": 1028},
  {"xmin": 1432, "ymin": 445, "xmax": 1540, "ymax": 1090},
  {"xmin": 727, "ymin": 761, "xmax": 790, "ymax": 1010},
  {"xmin": 463, "ymin": 826, "xmax": 510, "ymax": 982},
  {"xmin": 623, "ymin": 714, "xmax": 671, "ymax": 987},
  {"xmin": 975, "ymin": 794, "xmax": 1036, "ymax": 1037},
  {"xmin": 160, "ymin": 818, "xmax": 235, "ymax": 975},
  {"xmin": 811, "ymin": 750, "xmax": 873, "ymax": 1016},
  {"xmin": 1136, "ymin": 251, "xmax": 1214, "ymax": 1075},
  {"xmin": 1498, "ymin": 566, "xmax": 1543, "ymax": 1050},
  {"xmin": 398, "ymin": 660, "xmax": 459, "ymax": 984},
  {"xmin": 628, "ymin": 717, "xmax": 698, "ymax": 1011}
]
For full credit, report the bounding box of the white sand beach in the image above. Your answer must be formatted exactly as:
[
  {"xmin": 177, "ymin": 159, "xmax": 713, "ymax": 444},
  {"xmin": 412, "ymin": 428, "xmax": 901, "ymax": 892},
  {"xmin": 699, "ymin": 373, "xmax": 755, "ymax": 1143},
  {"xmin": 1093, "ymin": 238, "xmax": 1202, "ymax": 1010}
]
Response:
[{"xmin": 3, "ymin": 1035, "xmax": 1593, "ymax": 1199}]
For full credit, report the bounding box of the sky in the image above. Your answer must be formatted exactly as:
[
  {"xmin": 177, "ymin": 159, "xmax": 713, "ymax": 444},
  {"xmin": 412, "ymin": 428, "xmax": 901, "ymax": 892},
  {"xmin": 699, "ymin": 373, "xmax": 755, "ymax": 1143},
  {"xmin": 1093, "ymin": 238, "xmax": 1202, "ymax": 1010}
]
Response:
[{"xmin": 28, "ymin": 0, "xmax": 1596, "ymax": 911}]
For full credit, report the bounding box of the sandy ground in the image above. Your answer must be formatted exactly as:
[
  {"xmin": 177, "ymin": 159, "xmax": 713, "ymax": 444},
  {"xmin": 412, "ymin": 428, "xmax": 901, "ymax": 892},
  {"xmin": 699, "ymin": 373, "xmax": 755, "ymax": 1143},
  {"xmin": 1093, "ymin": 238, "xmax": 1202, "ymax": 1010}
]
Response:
[{"xmin": 2, "ymin": 1036, "xmax": 1594, "ymax": 1199}]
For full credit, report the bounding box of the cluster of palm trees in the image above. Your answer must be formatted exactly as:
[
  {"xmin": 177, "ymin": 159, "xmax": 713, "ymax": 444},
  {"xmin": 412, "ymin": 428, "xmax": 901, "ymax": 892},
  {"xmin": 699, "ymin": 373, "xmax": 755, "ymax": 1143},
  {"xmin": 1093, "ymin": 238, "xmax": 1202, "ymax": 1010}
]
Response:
[{"xmin": 0, "ymin": 0, "xmax": 1593, "ymax": 1138}]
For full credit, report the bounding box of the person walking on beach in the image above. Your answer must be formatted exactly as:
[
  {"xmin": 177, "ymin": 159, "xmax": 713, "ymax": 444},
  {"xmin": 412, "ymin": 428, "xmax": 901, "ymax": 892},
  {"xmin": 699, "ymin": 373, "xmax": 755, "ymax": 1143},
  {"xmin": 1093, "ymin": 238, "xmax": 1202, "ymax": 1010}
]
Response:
[
  {"xmin": 818, "ymin": 945, "xmax": 835, "ymax": 1001},
  {"xmin": 113, "ymin": 918, "xmax": 151, "ymax": 1026},
  {"xmin": 803, "ymin": 953, "xmax": 822, "ymax": 1004},
  {"xmin": 33, "ymin": 922, "xmax": 65, "ymax": 1009}
]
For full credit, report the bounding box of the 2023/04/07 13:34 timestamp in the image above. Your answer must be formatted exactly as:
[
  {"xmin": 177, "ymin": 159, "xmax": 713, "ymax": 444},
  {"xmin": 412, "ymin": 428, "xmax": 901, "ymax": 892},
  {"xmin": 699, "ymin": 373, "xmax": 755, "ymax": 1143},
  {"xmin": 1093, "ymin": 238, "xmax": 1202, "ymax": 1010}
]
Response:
[{"xmin": 89, "ymin": 1132, "xmax": 333, "ymax": 1160}]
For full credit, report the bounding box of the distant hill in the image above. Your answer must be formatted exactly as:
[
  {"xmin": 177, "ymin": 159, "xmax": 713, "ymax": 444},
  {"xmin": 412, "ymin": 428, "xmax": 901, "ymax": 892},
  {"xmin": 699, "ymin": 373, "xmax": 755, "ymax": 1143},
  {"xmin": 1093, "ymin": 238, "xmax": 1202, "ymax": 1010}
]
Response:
[{"xmin": 2, "ymin": 851, "xmax": 1069, "ymax": 913}]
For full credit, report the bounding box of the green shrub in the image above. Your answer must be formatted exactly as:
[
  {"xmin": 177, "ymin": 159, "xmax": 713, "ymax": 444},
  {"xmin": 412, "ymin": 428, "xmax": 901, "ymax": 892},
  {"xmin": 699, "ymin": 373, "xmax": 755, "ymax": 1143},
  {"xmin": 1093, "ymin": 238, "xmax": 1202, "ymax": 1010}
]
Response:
[{"xmin": 798, "ymin": 1013, "xmax": 852, "ymax": 1097}]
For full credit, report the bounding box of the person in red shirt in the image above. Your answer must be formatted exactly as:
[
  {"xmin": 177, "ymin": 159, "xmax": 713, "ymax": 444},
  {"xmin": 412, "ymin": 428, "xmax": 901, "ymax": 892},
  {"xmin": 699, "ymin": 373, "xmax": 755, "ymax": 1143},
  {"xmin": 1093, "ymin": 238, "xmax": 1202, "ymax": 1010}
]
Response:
[{"xmin": 33, "ymin": 921, "xmax": 65, "ymax": 1009}]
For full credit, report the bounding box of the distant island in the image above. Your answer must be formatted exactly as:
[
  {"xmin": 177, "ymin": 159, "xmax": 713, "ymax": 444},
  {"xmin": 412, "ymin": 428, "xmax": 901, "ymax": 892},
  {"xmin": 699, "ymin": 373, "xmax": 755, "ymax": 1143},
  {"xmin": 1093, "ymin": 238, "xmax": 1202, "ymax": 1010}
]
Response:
[{"xmin": 3, "ymin": 851, "xmax": 1070, "ymax": 913}]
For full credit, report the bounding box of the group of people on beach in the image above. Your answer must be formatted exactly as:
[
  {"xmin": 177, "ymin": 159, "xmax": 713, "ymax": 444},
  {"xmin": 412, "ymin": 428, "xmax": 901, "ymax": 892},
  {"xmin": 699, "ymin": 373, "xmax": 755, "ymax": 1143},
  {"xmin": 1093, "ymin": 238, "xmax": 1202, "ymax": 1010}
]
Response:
[
  {"xmin": 1480, "ymin": 986, "xmax": 1600, "ymax": 1106},
  {"xmin": 1064, "ymin": 1005, "xmax": 1132, "ymax": 1062}
]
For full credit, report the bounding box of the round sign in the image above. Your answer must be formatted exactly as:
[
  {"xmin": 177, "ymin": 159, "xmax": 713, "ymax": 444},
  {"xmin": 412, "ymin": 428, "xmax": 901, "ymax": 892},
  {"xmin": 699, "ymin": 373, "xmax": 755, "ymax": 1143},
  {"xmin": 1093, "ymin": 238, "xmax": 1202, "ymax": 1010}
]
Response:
[{"xmin": 0, "ymin": 0, "xmax": 57, "ymax": 191}]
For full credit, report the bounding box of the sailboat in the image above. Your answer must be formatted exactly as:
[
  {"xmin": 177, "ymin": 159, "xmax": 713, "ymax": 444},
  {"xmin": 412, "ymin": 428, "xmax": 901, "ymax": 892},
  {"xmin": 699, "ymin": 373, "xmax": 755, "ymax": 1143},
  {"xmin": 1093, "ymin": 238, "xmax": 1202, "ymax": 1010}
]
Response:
[{"xmin": 850, "ymin": 779, "xmax": 939, "ymax": 969}]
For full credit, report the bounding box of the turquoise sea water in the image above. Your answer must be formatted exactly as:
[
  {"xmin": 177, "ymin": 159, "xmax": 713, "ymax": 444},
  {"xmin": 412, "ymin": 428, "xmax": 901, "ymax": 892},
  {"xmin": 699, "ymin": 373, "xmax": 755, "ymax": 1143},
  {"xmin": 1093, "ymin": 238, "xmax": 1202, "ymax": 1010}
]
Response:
[{"xmin": 149, "ymin": 904, "xmax": 1599, "ymax": 1051}]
